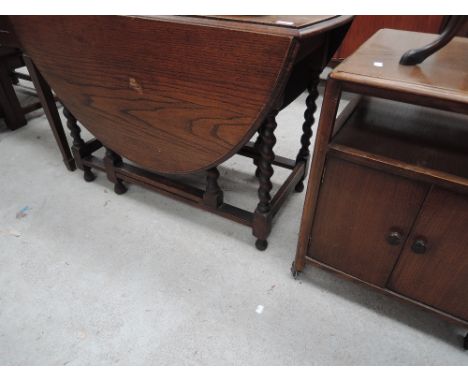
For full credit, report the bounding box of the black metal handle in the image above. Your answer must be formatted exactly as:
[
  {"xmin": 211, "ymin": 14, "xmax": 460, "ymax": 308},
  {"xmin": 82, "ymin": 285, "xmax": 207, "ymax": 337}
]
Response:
[
  {"xmin": 411, "ymin": 238, "xmax": 427, "ymax": 254},
  {"xmin": 387, "ymin": 231, "xmax": 403, "ymax": 246}
]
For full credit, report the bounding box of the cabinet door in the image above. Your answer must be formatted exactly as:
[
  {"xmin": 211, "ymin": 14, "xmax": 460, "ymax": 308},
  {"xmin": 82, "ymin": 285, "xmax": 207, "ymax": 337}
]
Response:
[
  {"xmin": 309, "ymin": 157, "xmax": 428, "ymax": 286},
  {"xmin": 388, "ymin": 187, "xmax": 468, "ymax": 321}
]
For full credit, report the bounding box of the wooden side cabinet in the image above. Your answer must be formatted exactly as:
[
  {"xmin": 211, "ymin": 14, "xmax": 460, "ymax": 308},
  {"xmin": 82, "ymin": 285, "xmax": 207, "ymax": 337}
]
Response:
[
  {"xmin": 310, "ymin": 156, "xmax": 468, "ymax": 325},
  {"xmin": 294, "ymin": 29, "xmax": 468, "ymax": 347}
]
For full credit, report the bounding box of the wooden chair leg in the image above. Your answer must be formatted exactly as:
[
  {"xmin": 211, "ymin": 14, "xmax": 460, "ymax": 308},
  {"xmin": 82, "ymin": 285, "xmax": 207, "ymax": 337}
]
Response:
[
  {"xmin": 203, "ymin": 167, "xmax": 223, "ymax": 208},
  {"xmin": 294, "ymin": 71, "xmax": 321, "ymax": 193},
  {"xmin": 0, "ymin": 60, "xmax": 26, "ymax": 130},
  {"xmin": 23, "ymin": 56, "xmax": 76, "ymax": 171},
  {"xmin": 104, "ymin": 147, "xmax": 127, "ymax": 195},
  {"xmin": 63, "ymin": 106, "xmax": 95, "ymax": 182},
  {"xmin": 252, "ymin": 110, "xmax": 279, "ymax": 250}
]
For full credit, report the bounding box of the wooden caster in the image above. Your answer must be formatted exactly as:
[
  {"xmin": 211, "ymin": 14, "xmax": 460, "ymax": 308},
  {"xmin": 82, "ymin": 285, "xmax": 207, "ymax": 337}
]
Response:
[{"xmin": 255, "ymin": 239, "xmax": 268, "ymax": 251}]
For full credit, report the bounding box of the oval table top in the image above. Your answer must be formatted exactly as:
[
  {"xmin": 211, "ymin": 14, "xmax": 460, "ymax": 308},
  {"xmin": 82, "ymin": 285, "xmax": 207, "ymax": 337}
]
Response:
[{"xmin": 9, "ymin": 15, "xmax": 351, "ymax": 174}]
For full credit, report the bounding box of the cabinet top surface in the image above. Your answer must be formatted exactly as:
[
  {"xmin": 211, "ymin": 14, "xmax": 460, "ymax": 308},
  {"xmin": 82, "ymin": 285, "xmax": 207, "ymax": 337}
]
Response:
[{"xmin": 331, "ymin": 29, "xmax": 468, "ymax": 105}]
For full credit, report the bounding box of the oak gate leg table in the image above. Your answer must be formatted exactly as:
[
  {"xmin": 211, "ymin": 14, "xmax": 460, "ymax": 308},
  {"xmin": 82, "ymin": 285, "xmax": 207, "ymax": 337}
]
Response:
[{"xmin": 8, "ymin": 15, "xmax": 353, "ymax": 249}]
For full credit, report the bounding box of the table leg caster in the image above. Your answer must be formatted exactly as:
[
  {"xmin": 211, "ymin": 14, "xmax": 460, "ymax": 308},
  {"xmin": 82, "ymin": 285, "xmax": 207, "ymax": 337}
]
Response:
[
  {"xmin": 291, "ymin": 261, "xmax": 301, "ymax": 279},
  {"xmin": 464, "ymin": 333, "xmax": 468, "ymax": 350},
  {"xmin": 114, "ymin": 180, "xmax": 127, "ymax": 195},
  {"xmin": 83, "ymin": 167, "xmax": 96, "ymax": 182},
  {"xmin": 294, "ymin": 181, "xmax": 304, "ymax": 193},
  {"xmin": 255, "ymin": 239, "xmax": 268, "ymax": 251}
]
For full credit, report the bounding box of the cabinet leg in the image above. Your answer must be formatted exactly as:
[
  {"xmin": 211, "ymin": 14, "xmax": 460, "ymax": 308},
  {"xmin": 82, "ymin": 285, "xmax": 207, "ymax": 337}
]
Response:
[
  {"xmin": 295, "ymin": 71, "xmax": 321, "ymax": 193},
  {"xmin": 253, "ymin": 110, "xmax": 278, "ymax": 250},
  {"xmin": 291, "ymin": 261, "xmax": 301, "ymax": 279},
  {"xmin": 464, "ymin": 333, "xmax": 468, "ymax": 350}
]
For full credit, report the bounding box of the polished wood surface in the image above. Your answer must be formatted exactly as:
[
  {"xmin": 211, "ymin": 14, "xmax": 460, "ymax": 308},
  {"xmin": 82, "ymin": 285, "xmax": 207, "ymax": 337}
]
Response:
[
  {"xmin": 10, "ymin": 16, "xmax": 295, "ymax": 174},
  {"xmin": 8, "ymin": 15, "xmax": 352, "ymax": 175},
  {"xmin": 294, "ymin": 27, "xmax": 468, "ymax": 342},
  {"xmin": 152, "ymin": 15, "xmax": 353, "ymax": 38},
  {"xmin": 332, "ymin": 97, "xmax": 468, "ymax": 183},
  {"xmin": 0, "ymin": 15, "xmax": 75, "ymax": 170},
  {"xmin": 198, "ymin": 16, "xmax": 336, "ymax": 28},
  {"xmin": 332, "ymin": 29, "xmax": 468, "ymax": 106},
  {"xmin": 8, "ymin": 15, "xmax": 353, "ymax": 249},
  {"xmin": 310, "ymin": 157, "xmax": 428, "ymax": 286},
  {"xmin": 388, "ymin": 187, "xmax": 468, "ymax": 322}
]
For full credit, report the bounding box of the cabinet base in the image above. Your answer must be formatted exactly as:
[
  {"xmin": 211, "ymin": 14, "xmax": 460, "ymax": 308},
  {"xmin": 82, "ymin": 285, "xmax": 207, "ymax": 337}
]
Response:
[{"xmin": 304, "ymin": 256, "xmax": 468, "ymax": 347}]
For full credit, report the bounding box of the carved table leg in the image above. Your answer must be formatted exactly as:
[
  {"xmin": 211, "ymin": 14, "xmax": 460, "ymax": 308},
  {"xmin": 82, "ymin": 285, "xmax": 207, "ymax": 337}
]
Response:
[
  {"xmin": 104, "ymin": 147, "xmax": 127, "ymax": 195},
  {"xmin": 63, "ymin": 107, "xmax": 95, "ymax": 182},
  {"xmin": 253, "ymin": 110, "xmax": 279, "ymax": 250},
  {"xmin": 253, "ymin": 124, "xmax": 265, "ymax": 178},
  {"xmin": 203, "ymin": 167, "xmax": 223, "ymax": 208},
  {"xmin": 295, "ymin": 71, "xmax": 321, "ymax": 193}
]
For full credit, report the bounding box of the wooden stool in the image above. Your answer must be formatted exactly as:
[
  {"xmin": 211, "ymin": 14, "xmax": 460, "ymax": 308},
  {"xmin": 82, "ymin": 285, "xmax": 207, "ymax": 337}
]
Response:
[{"xmin": 294, "ymin": 29, "xmax": 468, "ymax": 347}]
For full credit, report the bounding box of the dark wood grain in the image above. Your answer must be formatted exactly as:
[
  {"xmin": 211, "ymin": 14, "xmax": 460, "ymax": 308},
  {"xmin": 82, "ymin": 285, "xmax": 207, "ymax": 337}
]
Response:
[
  {"xmin": 295, "ymin": 78, "xmax": 342, "ymax": 271},
  {"xmin": 9, "ymin": 15, "xmax": 296, "ymax": 174},
  {"xmin": 8, "ymin": 15, "xmax": 353, "ymax": 249},
  {"xmin": 295, "ymin": 28, "xmax": 468, "ymax": 337},
  {"xmin": 331, "ymin": 97, "xmax": 468, "ymax": 182},
  {"xmin": 388, "ymin": 187, "xmax": 468, "ymax": 321},
  {"xmin": 23, "ymin": 56, "xmax": 76, "ymax": 171},
  {"xmin": 332, "ymin": 29, "xmax": 468, "ymax": 107},
  {"xmin": 197, "ymin": 16, "xmax": 337, "ymax": 29},
  {"xmin": 309, "ymin": 157, "xmax": 428, "ymax": 286}
]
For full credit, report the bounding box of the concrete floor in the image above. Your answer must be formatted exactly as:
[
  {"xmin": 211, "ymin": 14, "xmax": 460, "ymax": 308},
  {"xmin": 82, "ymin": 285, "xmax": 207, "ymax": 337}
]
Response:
[{"xmin": 0, "ymin": 87, "xmax": 467, "ymax": 365}]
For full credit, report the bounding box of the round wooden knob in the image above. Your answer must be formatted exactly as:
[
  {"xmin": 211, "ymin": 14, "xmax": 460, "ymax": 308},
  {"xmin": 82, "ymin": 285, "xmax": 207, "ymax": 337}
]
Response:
[
  {"xmin": 387, "ymin": 231, "xmax": 403, "ymax": 246},
  {"xmin": 411, "ymin": 238, "xmax": 427, "ymax": 254}
]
